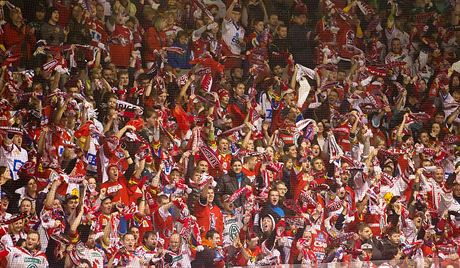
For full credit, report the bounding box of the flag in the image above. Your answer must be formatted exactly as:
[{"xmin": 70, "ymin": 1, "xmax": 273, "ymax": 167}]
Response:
[
  {"xmin": 296, "ymin": 64, "xmax": 316, "ymax": 81},
  {"xmin": 191, "ymin": 0, "xmax": 214, "ymax": 21}
]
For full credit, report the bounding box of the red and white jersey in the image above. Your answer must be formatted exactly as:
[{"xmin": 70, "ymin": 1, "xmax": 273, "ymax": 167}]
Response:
[
  {"xmin": 68, "ymin": 243, "xmax": 105, "ymax": 268},
  {"xmin": 164, "ymin": 245, "xmax": 192, "ymax": 268},
  {"xmin": 424, "ymin": 177, "xmax": 453, "ymax": 214},
  {"xmin": 217, "ymin": 153, "xmax": 231, "ymax": 174},
  {"xmin": 222, "ymin": 18, "xmax": 245, "ymax": 55},
  {"xmin": 311, "ymin": 229, "xmax": 329, "ymax": 263},
  {"xmin": 0, "ymin": 226, "xmax": 27, "ymax": 248},
  {"xmin": 1, "ymin": 246, "xmax": 48, "ymax": 267},
  {"xmin": 134, "ymin": 245, "xmax": 157, "ymax": 265},
  {"xmin": 112, "ymin": 251, "xmax": 142, "ymax": 267}
]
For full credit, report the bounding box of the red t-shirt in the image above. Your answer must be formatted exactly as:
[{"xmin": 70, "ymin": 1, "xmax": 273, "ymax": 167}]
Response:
[
  {"xmin": 109, "ymin": 25, "xmax": 134, "ymax": 67},
  {"xmin": 194, "ymin": 198, "xmax": 224, "ymax": 238}
]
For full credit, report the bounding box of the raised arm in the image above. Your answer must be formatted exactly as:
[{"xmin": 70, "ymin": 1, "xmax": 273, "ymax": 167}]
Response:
[
  {"xmin": 115, "ymin": 125, "xmax": 137, "ymax": 139},
  {"xmin": 69, "ymin": 201, "xmax": 85, "ymax": 233},
  {"xmin": 396, "ymin": 113, "xmax": 409, "ymax": 143},
  {"xmin": 45, "ymin": 180, "xmax": 62, "ymax": 209},
  {"xmin": 178, "ymin": 75, "xmax": 195, "ymax": 105},
  {"xmin": 226, "ymin": 0, "xmax": 238, "ymax": 20}
]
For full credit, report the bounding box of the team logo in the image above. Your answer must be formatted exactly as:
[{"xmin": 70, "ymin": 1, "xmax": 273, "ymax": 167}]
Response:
[{"xmin": 229, "ymin": 224, "xmax": 239, "ymax": 241}]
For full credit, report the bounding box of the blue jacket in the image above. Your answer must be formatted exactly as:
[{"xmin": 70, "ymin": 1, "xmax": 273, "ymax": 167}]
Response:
[{"xmin": 167, "ymin": 41, "xmax": 192, "ymax": 69}]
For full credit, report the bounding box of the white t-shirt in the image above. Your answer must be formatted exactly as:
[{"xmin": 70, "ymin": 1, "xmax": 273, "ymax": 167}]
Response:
[
  {"xmin": 222, "ymin": 18, "xmax": 245, "ymax": 55},
  {"xmin": 0, "ymin": 145, "xmax": 28, "ymax": 181}
]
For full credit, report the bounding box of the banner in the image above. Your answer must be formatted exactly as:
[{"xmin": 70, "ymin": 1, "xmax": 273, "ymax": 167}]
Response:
[{"xmin": 199, "ymin": 145, "xmax": 221, "ymax": 169}]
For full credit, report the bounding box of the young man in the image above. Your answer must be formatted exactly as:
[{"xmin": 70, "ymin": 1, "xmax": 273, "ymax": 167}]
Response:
[
  {"xmin": 0, "ymin": 231, "xmax": 48, "ymax": 267},
  {"xmin": 40, "ymin": 8, "xmax": 67, "ymax": 45},
  {"xmin": 135, "ymin": 231, "xmax": 163, "ymax": 266},
  {"xmin": 108, "ymin": 233, "xmax": 142, "ymax": 267},
  {"xmin": 222, "ymin": 0, "xmax": 245, "ymax": 69},
  {"xmin": 192, "ymin": 229, "xmax": 224, "ymax": 268},
  {"xmin": 195, "ymin": 184, "xmax": 224, "ymax": 239},
  {"xmin": 0, "ymin": 129, "xmax": 28, "ymax": 181}
]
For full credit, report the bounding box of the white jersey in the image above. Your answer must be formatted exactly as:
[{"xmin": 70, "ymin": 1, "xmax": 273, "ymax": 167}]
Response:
[
  {"xmin": 259, "ymin": 92, "xmax": 273, "ymax": 122},
  {"xmin": 164, "ymin": 244, "xmax": 192, "ymax": 268},
  {"xmin": 112, "ymin": 252, "xmax": 142, "ymax": 267},
  {"xmin": 423, "ymin": 177, "xmax": 453, "ymax": 214},
  {"xmin": 69, "ymin": 243, "xmax": 105, "ymax": 268},
  {"xmin": 222, "ymin": 18, "xmax": 245, "ymax": 55},
  {"xmin": 134, "ymin": 245, "xmax": 157, "ymax": 265},
  {"xmin": 0, "ymin": 145, "xmax": 28, "ymax": 181},
  {"xmin": 222, "ymin": 212, "xmax": 242, "ymax": 248},
  {"xmin": 0, "ymin": 226, "xmax": 27, "ymax": 248},
  {"xmin": 3, "ymin": 246, "xmax": 49, "ymax": 268}
]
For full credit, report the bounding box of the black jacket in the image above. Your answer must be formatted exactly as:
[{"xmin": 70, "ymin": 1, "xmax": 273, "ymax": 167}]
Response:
[
  {"xmin": 191, "ymin": 246, "xmax": 217, "ymax": 268},
  {"xmin": 288, "ymin": 23, "xmax": 314, "ymax": 68},
  {"xmin": 215, "ymin": 173, "xmax": 251, "ymax": 209}
]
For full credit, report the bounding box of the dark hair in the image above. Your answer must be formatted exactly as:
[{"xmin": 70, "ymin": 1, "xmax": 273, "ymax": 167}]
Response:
[
  {"xmin": 102, "ymin": 92, "xmax": 118, "ymax": 104},
  {"xmin": 143, "ymin": 109, "xmax": 158, "ymax": 120},
  {"xmin": 357, "ymin": 222, "xmax": 371, "ymax": 233},
  {"xmin": 45, "ymin": 7, "xmax": 59, "ymax": 22},
  {"xmin": 230, "ymin": 158, "xmax": 242, "ymax": 166},
  {"xmin": 20, "ymin": 198, "xmax": 32, "ymax": 206},
  {"xmin": 64, "ymin": 194, "xmax": 79, "ymax": 205},
  {"xmin": 176, "ymin": 30, "xmax": 188, "ymax": 40},
  {"xmin": 205, "ymin": 229, "xmax": 219, "ymax": 240},
  {"xmin": 387, "ymin": 227, "xmax": 400, "ymax": 236},
  {"xmin": 143, "ymin": 231, "xmax": 156, "ymax": 243},
  {"xmin": 27, "ymin": 230, "xmax": 41, "ymax": 249},
  {"xmin": 137, "ymin": 73, "xmax": 151, "ymax": 82}
]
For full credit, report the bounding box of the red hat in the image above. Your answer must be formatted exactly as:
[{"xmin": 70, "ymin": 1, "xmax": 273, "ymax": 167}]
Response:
[
  {"xmin": 248, "ymin": 231, "xmax": 259, "ymax": 240},
  {"xmin": 145, "ymin": 155, "xmax": 153, "ymax": 164},
  {"xmin": 218, "ymin": 88, "xmax": 229, "ymax": 98}
]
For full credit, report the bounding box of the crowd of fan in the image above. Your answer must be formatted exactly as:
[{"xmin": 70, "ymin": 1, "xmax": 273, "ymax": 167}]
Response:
[{"xmin": 0, "ymin": 0, "xmax": 460, "ymax": 267}]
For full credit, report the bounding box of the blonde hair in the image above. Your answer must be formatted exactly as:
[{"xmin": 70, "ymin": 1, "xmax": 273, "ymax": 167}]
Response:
[{"xmin": 153, "ymin": 15, "xmax": 166, "ymax": 31}]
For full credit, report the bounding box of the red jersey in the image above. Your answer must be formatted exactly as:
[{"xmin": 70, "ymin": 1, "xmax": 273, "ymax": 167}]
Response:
[
  {"xmin": 194, "ymin": 199, "xmax": 224, "ymax": 238},
  {"xmin": 334, "ymin": 122, "xmax": 351, "ymax": 152},
  {"xmin": 311, "ymin": 230, "xmax": 329, "ymax": 262},
  {"xmin": 109, "ymin": 24, "xmax": 134, "ymax": 67},
  {"xmin": 153, "ymin": 206, "xmax": 174, "ymax": 244}
]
